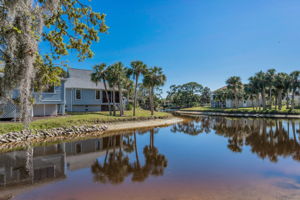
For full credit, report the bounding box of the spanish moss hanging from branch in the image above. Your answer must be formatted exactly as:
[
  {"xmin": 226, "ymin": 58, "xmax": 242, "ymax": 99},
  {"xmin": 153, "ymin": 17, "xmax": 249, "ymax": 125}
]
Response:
[{"xmin": 0, "ymin": 0, "xmax": 108, "ymax": 128}]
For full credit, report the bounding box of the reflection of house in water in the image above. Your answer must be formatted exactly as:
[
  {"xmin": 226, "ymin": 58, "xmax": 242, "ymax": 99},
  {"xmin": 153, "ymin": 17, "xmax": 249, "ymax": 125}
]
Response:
[
  {"xmin": 0, "ymin": 135, "xmax": 122, "ymax": 198},
  {"xmin": 0, "ymin": 144, "xmax": 65, "ymax": 188},
  {"xmin": 65, "ymin": 136, "xmax": 122, "ymax": 171}
]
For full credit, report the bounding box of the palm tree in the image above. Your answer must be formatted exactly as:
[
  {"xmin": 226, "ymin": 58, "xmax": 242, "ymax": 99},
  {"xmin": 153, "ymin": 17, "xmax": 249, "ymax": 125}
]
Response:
[
  {"xmin": 107, "ymin": 62, "xmax": 127, "ymax": 116},
  {"xmin": 283, "ymin": 75, "xmax": 292, "ymax": 109},
  {"xmin": 106, "ymin": 66, "xmax": 118, "ymax": 116},
  {"xmin": 254, "ymin": 71, "xmax": 268, "ymax": 110},
  {"xmin": 266, "ymin": 69, "xmax": 276, "ymax": 108},
  {"xmin": 123, "ymin": 78, "xmax": 134, "ymax": 108},
  {"xmin": 290, "ymin": 71, "xmax": 300, "ymax": 110},
  {"xmin": 90, "ymin": 63, "xmax": 112, "ymax": 115},
  {"xmin": 225, "ymin": 76, "xmax": 243, "ymax": 108},
  {"xmin": 128, "ymin": 61, "xmax": 148, "ymax": 116},
  {"xmin": 274, "ymin": 73, "xmax": 289, "ymax": 110},
  {"xmin": 143, "ymin": 67, "xmax": 166, "ymax": 115},
  {"xmin": 244, "ymin": 83, "xmax": 256, "ymax": 110}
]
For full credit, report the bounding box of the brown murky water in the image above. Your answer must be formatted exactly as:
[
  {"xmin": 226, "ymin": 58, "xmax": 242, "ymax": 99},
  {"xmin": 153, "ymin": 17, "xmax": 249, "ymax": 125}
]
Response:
[{"xmin": 1, "ymin": 116, "xmax": 300, "ymax": 200}]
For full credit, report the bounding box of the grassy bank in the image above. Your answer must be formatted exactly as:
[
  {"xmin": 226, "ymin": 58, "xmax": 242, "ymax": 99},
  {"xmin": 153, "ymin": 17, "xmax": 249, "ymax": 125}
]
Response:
[
  {"xmin": 181, "ymin": 106, "xmax": 300, "ymax": 114},
  {"xmin": 0, "ymin": 109, "xmax": 171, "ymax": 134}
]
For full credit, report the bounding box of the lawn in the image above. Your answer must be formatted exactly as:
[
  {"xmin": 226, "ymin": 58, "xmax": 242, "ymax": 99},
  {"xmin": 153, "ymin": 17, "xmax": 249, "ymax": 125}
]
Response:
[
  {"xmin": 181, "ymin": 106, "xmax": 300, "ymax": 114},
  {"xmin": 0, "ymin": 109, "xmax": 171, "ymax": 134}
]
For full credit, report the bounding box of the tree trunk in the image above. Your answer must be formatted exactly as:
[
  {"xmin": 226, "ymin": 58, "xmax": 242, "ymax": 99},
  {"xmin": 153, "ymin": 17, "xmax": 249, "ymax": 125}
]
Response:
[
  {"xmin": 234, "ymin": 91, "xmax": 238, "ymax": 108},
  {"xmin": 256, "ymin": 97, "xmax": 260, "ymax": 111},
  {"xmin": 275, "ymin": 95, "xmax": 278, "ymax": 110},
  {"xmin": 103, "ymin": 80, "xmax": 112, "ymax": 115},
  {"xmin": 112, "ymin": 87, "xmax": 116, "ymax": 116},
  {"xmin": 269, "ymin": 88, "xmax": 272, "ymax": 108},
  {"xmin": 20, "ymin": 52, "xmax": 35, "ymax": 128},
  {"xmin": 278, "ymin": 90, "xmax": 283, "ymax": 110},
  {"xmin": 133, "ymin": 74, "xmax": 139, "ymax": 116},
  {"xmin": 118, "ymin": 83, "xmax": 124, "ymax": 116},
  {"xmin": 261, "ymin": 88, "xmax": 266, "ymax": 110},
  {"xmin": 286, "ymin": 96, "xmax": 290, "ymax": 109},
  {"xmin": 150, "ymin": 87, "xmax": 154, "ymax": 115},
  {"xmin": 291, "ymin": 91, "xmax": 295, "ymax": 110}
]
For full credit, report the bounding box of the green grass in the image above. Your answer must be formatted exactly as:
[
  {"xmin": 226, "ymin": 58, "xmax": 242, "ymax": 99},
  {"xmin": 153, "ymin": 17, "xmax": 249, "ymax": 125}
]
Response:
[
  {"xmin": 181, "ymin": 106, "xmax": 300, "ymax": 114},
  {"xmin": 0, "ymin": 109, "xmax": 171, "ymax": 134}
]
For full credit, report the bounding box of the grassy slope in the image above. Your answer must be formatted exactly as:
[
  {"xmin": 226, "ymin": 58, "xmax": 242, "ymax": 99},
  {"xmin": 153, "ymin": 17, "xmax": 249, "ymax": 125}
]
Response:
[
  {"xmin": 181, "ymin": 106, "xmax": 300, "ymax": 114},
  {"xmin": 0, "ymin": 109, "xmax": 171, "ymax": 134}
]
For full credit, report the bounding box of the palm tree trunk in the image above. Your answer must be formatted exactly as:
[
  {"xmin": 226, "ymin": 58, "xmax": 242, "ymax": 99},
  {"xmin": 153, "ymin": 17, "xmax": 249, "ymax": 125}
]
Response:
[
  {"xmin": 150, "ymin": 87, "xmax": 154, "ymax": 115},
  {"xmin": 234, "ymin": 90, "xmax": 238, "ymax": 108},
  {"xmin": 256, "ymin": 97, "xmax": 260, "ymax": 111},
  {"xmin": 133, "ymin": 75, "xmax": 139, "ymax": 116},
  {"xmin": 291, "ymin": 91, "xmax": 295, "ymax": 110},
  {"xmin": 103, "ymin": 80, "xmax": 112, "ymax": 115},
  {"xmin": 118, "ymin": 84, "xmax": 124, "ymax": 116},
  {"xmin": 112, "ymin": 87, "xmax": 116, "ymax": 116},
  {"xmin": 262, "ymin": 89, "xmax": 266, "ymax": 110},
  {"xmin": 278, "ymin": 90, "xmax": 283, "ymax": 110},
  {"xmin": 269, "ymin": 88, "xmax": 272, "ymax": 108}
]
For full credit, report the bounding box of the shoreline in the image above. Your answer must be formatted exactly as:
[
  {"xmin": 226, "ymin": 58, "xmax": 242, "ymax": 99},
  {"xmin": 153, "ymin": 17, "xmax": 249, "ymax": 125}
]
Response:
[
  {"xmin": 0, "ymin": 117, "xmax": 183, "ymax": 152},
  {"xmin": 175, "ymin": 110, "xmax": 300, "ymax": 119}
]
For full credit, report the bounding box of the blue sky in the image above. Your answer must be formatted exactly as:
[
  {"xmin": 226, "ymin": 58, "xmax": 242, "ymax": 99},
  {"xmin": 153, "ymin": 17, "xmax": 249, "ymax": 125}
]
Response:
[{"xmin": 42, "ymin": 0, "xmax": 300, "ymax": 96}]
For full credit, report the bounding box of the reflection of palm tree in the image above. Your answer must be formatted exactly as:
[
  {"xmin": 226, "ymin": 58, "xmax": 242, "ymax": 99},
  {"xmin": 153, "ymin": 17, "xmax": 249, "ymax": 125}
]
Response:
[
  {"xmin": 91, "ymin": 136, "xmax": 130, "ymax": 184},
  {"xmin": 227, "ymin": 137, "xmax": 242, "ymax": 153},
  {"xmin": 179, "ymin": 116, "xmax": 300, "ymax": 162},
  {"xmin": 91, "ymin": 131, "xmax": 169, "ymax": 185},
  {"xmin": 143, "ymin": 129, "xmax": 168, "ymax": 176}
]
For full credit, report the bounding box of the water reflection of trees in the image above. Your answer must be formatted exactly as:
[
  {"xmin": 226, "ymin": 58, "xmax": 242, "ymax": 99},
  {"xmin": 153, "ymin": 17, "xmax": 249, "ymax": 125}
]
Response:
[
  {"xmin": 91, "ymin": 128, "xmax": 168, "ymax": 184},
  {"xmin": 172, "ymin": 116, "xmax": 300, "ymax": 162}
]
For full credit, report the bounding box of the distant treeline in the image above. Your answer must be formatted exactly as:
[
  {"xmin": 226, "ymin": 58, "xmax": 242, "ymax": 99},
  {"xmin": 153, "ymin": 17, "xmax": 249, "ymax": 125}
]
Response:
[{"xmin": 166, "ymin": 82, "xmax": 211, "ymax": 108}]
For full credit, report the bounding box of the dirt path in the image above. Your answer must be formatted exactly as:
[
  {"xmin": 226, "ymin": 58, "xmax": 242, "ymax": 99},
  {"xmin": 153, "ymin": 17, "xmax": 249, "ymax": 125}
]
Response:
[{"xmin": 105, "ymin": 117, "xmax": 184, "ymax": 132}]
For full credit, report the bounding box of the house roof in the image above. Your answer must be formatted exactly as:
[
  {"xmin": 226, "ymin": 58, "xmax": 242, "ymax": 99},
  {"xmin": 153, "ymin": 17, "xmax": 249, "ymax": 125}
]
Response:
[{"xmin": 65, "ymin": 68, "xmax": 110, "ymax": 90}]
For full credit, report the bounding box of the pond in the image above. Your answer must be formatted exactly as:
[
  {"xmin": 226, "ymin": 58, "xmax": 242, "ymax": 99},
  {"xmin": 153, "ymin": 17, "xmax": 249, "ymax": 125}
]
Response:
[{"xmin": 1, "ymin": 116, "xmax": 300, "ymax": 200}]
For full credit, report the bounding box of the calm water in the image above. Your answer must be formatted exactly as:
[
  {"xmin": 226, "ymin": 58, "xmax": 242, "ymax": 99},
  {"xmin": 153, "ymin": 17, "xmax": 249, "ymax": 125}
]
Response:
[{"xmin": 1, "ymin": 116, "xmax": 300, "ymax": 200}]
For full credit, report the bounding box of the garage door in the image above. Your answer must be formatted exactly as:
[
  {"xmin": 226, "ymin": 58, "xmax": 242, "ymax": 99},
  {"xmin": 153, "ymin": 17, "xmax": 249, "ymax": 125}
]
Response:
[{"xmin": 33, "ymin": 104, "xmax": 57, "ymax": 116}]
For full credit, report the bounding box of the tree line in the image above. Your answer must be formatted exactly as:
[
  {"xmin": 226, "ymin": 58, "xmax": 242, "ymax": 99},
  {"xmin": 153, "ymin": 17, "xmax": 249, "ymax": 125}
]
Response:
[
  {"xmin": 166, "ymin": 82, "xmax": 211, "ymax": 108},
  {"xmin": 90, "ymin": 61, "xmax": 166, "ymax": 117},
  {"xmin": 213, "ymin": 69, "xmax": 300, "ymax": 110}
]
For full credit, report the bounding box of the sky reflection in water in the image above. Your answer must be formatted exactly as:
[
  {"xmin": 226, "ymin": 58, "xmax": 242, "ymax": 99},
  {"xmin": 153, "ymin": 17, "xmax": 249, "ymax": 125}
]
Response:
[{"xmin": 1, "ymin": 116, "xmax": 300, "ymax": 200}]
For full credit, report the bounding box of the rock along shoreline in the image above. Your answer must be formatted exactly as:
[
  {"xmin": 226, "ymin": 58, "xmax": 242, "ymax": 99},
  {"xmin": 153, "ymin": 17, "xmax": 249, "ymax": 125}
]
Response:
[{"xmin": 0, "ymin": 117, "xmax": 183, "ymax": 151}]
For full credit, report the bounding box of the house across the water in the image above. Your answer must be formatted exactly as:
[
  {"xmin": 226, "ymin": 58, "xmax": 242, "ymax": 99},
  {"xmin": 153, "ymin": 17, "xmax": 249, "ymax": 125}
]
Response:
[
  {"xmin": 211, "ymin": 86, "xmax": 300, "ymax": 109},
  {"xmin": 0, "ymin": 68, "xmax": 125, "ymax": 120}
]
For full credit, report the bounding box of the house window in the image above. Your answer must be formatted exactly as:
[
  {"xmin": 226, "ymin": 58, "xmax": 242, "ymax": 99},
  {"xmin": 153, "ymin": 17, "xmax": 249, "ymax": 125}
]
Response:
[
  {"xmin": 75, "ymin": 89, "xmax": 81, "ymax": 100},
  {"xmin": 95, "ymin": 90, "xmax": 101, "ymax": 100}
]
